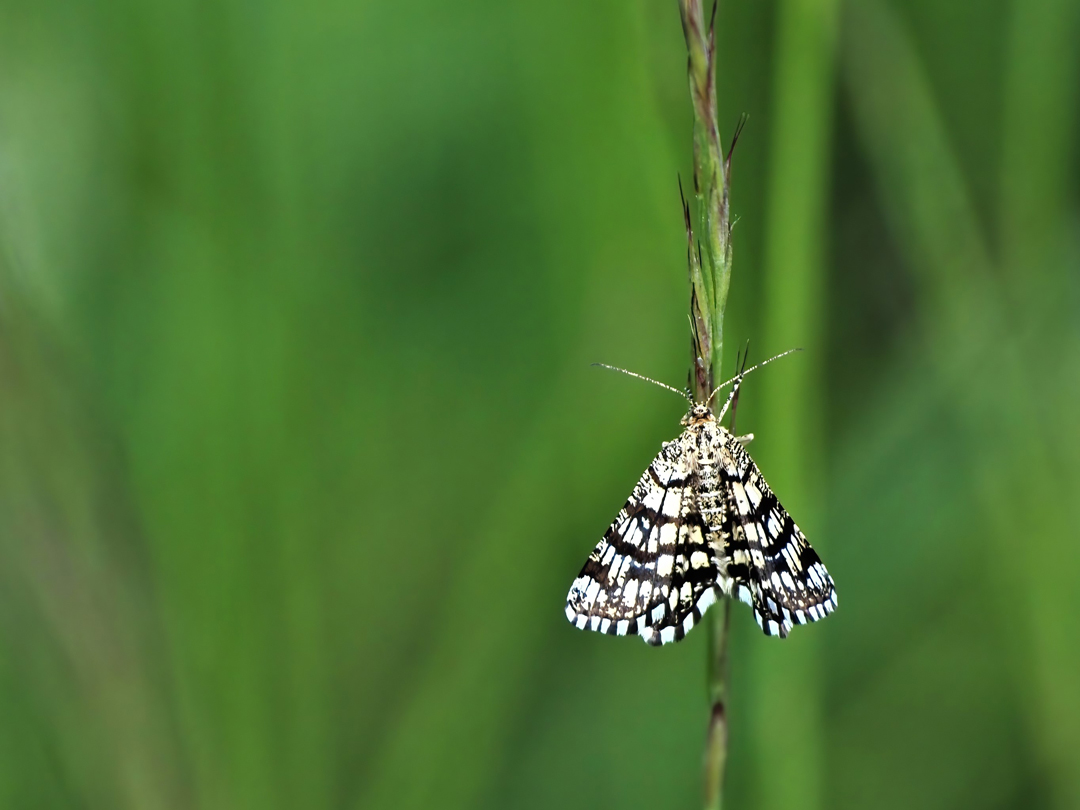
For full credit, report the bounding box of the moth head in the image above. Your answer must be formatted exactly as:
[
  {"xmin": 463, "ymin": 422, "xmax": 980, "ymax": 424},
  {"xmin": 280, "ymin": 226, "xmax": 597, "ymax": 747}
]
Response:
[{"xmin": 681, "ymin": 403, "xmax": 714, "ymax": 426}]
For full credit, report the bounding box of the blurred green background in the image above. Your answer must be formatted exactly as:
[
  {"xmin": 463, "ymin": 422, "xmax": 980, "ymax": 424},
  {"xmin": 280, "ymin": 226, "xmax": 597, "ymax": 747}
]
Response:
[{"xmin": 2, "ymin": 0, "xmax": 1079, "ymax": 808}]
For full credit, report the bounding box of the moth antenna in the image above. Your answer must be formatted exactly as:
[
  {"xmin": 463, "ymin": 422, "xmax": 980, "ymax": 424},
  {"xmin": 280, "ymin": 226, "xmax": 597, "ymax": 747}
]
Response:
[
  {"xmin": 708, "ymin": 347, "xmax": 802, "ymax": 417},
  {"xmin": 593, "ymin": 363, "xmax": 693, "ymax": 404}
]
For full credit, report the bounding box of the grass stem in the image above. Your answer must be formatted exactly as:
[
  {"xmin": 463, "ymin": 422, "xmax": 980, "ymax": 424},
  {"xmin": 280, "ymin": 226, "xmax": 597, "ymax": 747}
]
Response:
[{"xmin": 677, "ymin": 2, "xmax": 736, "ymax": 807}]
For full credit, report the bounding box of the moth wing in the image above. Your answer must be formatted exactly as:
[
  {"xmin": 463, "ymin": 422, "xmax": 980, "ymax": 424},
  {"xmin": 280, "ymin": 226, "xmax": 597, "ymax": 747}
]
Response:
[
  {"xmin": 719, "ymin": 438, "xmax": 836, "ymax": 638},
  {"xmin": 565, "ymin": 430, "xmax": 721, "ymax": 645}
]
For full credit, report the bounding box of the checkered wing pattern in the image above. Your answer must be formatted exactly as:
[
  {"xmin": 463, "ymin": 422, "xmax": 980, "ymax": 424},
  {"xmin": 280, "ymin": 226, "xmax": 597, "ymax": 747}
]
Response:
[
  {"xmin": 566, "ymin": 403, "xmax": 836, "ymax": 645},
  {"xmin": 564, "ymin": 432, "xmax": 722, "ymax": 646},
  {"xmin": 718, "ymin": 437, "xmax": 837, "ymax": 637}
]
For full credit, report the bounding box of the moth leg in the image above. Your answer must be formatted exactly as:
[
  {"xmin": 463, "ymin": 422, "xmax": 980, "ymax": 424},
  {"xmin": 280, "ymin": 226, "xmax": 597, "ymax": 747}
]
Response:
[{"xmin": 736, "ymin": 433, "xmax": 754, "ymax": 446}]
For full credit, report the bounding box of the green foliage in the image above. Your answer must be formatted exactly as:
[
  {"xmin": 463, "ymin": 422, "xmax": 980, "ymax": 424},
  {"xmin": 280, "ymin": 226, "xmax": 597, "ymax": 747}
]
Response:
[{"xmin": 0, "ymin": 1, "xmax": 1078, "ymax": 809}]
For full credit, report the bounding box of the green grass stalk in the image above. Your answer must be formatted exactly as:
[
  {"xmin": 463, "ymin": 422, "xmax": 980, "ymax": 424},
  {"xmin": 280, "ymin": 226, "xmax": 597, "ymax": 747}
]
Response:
[{"xmin": 677, "ymin": 2, "xmax": 736, "ymax": 807}]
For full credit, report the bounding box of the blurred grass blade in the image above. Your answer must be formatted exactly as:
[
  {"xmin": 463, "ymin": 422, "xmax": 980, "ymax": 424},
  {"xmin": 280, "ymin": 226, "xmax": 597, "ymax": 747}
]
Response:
[
  {"xmin": 752, "ymin": 0, "xmax": 838, "ymax": 808},
  {"xmin": 843, "ymin": 1, "xmax": 1080, "ymax": 806},
  {"xmin": 999, "ymin": 0, "xmax": 1080, "ymax": 315},
  {"xmin": 0, "ymin": 286, "xmax": 189, "ymax": 810}
]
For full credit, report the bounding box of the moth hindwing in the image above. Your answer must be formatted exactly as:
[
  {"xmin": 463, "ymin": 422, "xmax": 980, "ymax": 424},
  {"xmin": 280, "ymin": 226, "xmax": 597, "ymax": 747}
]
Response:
[{"xmin": 565, "ymin": 403, "xmax": 836, "ymax": 644}]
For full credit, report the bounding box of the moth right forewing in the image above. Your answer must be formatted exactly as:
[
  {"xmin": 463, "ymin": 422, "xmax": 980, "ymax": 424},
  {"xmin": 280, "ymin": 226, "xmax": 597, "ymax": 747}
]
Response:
[{"xmin": 717, "ymin": 433, "xmax": 836, "ymax": 637}]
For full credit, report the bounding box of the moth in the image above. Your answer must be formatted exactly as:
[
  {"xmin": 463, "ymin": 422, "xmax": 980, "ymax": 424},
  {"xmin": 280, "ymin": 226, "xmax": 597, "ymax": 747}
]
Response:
[{"xmin": 565, "ymin": 351, "xmax": 836, "ymax": 644}]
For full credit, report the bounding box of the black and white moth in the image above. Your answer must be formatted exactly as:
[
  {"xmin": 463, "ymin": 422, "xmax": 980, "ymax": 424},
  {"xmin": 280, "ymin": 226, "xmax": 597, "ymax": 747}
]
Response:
[{"xmin": 565, "ymin": 353, "xmax": 836, "ymax": 645}]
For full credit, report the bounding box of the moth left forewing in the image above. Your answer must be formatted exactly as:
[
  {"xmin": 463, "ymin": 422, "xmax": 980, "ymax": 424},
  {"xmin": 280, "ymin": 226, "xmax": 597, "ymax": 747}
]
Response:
[
  {"xmin": 648, "ymin": 494, "xmax": 721, "ymax": 645},
  {"xmin": 565, "ymin": 424, "xmax": 723, "ymax": 646},
  {"xmin": 717, "ymin": 433, "xmax": 836, "ymax": 638},
  {"xmin": 564, "ymin": 433, "xmax": 685, "ymax": 638}
]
